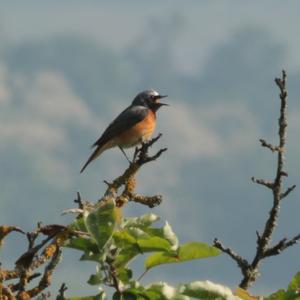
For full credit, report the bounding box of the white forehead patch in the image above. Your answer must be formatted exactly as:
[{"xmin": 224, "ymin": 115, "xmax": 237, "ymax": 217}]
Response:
[{"xmin": 148, "ymin": 89, "xmax": 159, "ymax": 96}]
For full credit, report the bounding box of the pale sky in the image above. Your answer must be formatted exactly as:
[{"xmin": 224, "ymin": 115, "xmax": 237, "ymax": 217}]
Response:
[
  {"xmin": 0, "ymin": 1, "xmax": 300, "ymax": 297},
  {"xmin": 1, "ymin": 1, "xmax": 300, "ymax": 73}
]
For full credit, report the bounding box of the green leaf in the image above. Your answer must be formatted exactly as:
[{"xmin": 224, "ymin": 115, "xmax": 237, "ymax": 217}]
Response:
[
  {"xmin": 264, "ymin": 272, "xmax": 300, "ymax": 300},
  {"xmin": 264, "ymin": 289, "xmax": 286, "ymax": 300},
  {"xmin": 117, "ymin": 268, "xmax": 133, "ymax": 284},
  {"xmin": 80, "ymin": 252, "xmax": 105, "ymax": 263},
  {"xmin": 87, "ymin": 269, "xmax": 103, "ymax": 285},
  {"xmin": 113, "ymin": 247, "xmax": 140, "ymax": 268},
  {"xmin": 117, "ymin": 285, "xmax": 166, "ymax": 300},
  {"xmin": 84, "ymin": 199, "xmax": 117, "ymax": 251},
  {"xmin": 113, "ymin": 230, "xmax": 141, "ymax": 268},
  {"xmin": 127, "ymin": 228, "xmax": 149, "ymax": 239},
  {"xmin": 123, "ymin": 214, "xmax": 160, "ymax": 229},
  {"xmin": 114, "ymin": 229, "xmax": 173, "ymax": 253},
  {"xmin": 146, "ymin": 282, "xmax": 189, "ymax": 300},
  {"xmin": 140, "ymin": 290, "xmax": 165, "ymax": 300},
  {"xmin": 285, "ymin": 271, "xmax": 300, "ymax": 300},
  {"xmin": 143, "ymin": 222, "xmax": 179, "ymax": 251},
  {"xmin": 137, "ymin": 237, "xmax": 172, "ymax": 252},
  {"xmin": 70, "ymin": 217, "xmax": 88, "ymax": 232},
  {"xmin": 119, "ymin": 287, "xmax": 165, "ymax": 300},
  {"xmin": 180, "ymin": 281, "xmax": 235, "ymax": 299},
  {"xmin": 113, "ymin": 230, "xmax": 173, "ymax": 268},
  {"xmin": 65, "ymin": 237, "xmax": 99, "ymax": 253},
  {"xmin": 178, "ymin": 242, "xmax": 220, "ymax": 260},
  {"xmin": 288, "ymin": 272, "xmax": 300, "ymax": 291},
  {"xmin": 114, "ymin": 230, "xmax": 137, "ymax": 247},
  {"xmin": 145, "ymin": 242, "xmax": 221, "ymax": 269},
  {"xmin": 112, "ymin": 292, "xmax": 122, "ymax": 300},
  {"xmin": 145, "ymin": 252, "xmax": 178, "ymax": 270},
  {"xmin": 67, "ymin": 291, "xmax": 106, "ymax": 300}
]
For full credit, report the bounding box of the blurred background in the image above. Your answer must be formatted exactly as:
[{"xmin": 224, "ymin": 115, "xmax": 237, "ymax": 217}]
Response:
[{"xmin": 1, "ymin": 0, "xmax": 300, "ymax": 297}]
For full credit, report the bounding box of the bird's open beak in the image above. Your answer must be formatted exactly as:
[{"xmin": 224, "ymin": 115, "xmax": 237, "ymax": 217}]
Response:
[
  {"xmin": 158, "ymin": 95, "xmax": 168, "ymax": 99},
  {"xmin": 155, "ymin": 94, "xmax": 169, "ymax": 106}
]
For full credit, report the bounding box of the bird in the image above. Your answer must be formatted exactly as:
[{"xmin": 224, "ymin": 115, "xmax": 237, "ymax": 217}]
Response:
[{"xmin": 80, "ymin": 89, "xmax": 168, "ymax": 173}]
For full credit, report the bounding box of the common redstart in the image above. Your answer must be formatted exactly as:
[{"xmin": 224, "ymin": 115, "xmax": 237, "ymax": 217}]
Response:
[{"xmin": 80, "ymin": 90, "xmax": 168, "ymax": 173}]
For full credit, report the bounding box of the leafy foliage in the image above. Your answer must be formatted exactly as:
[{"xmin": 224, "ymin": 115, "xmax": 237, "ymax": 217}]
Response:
[
  {"xmin": 63, "ymin": 200, "xmax": 221, "ymax": 299},
  {"xmin": 264, "ymin": 272, "xmax": 300, "ymax": 300}
]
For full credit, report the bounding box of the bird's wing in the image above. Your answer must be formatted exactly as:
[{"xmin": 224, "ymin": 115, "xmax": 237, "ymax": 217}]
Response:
[
  {"xmin": 80, "ymin": 105, "xmax": 148, "ymax": 173},
  {"xmin": 92, "ymin": 105, "xmax": 149, "ymax": 148}
]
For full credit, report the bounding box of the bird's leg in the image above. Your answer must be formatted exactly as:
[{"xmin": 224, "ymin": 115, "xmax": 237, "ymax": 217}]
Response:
[
  {"xmin": 133, "ymin": 146, "xmax": 140, "ymax": 162},
  {"xmin": 119, "ymin": 146, "xmax": 132, "ymax": 164},
  {"xmin": 133, "ymin": 139, "xmax": 146, "ymax": 162}
]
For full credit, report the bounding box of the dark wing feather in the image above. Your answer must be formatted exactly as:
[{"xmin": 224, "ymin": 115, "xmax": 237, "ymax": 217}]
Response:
[
  {"xmin": 92, "ymin": 105, "xmax": 149, "ymax": 148},
  {"xmin": 80, "ymin": 105, "xmax": 148, "ymax": 173}
]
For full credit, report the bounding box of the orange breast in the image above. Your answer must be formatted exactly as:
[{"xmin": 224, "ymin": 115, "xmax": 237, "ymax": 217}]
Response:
[{"xmin": 116, "ymin": 110, "xmax": 156, "ymax": 148}]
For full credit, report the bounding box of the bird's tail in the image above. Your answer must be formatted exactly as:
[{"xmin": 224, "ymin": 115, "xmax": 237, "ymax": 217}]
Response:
[{"xmin": 80, "ymin": 145, "xmax": 106, "ymax": 173}]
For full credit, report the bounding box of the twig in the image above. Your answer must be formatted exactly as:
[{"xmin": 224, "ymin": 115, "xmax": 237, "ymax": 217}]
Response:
[
  {"xmin": 129, "ymin": 194, "xmax": 162, "ymax": 208},
  {"xmin": 280, "ymin": 185, "xmax": 296, "ymax": 199},
  {"xmin": 263, "ymin": 233, "xmax": 300, "ymax": 258},
  {"xmin": 259, "ymin": 139, "xmax": 282, "ymax": 152},
  {"xmin": 110, "ymin": 265, "xmax": 121, "ymax": 294},
  {"xmin": 101, "ymin": 134, "xmax": 167, "ymax": 208},
  {"xmin": 213, "ymin": 71, "xmax": 298, "ymax": 290},
  {"xmin": 0, "ymin": 226, "xmax": 25, "ymax": 247},
  {"xmin": 74, "ymin": 192, "xmax": 84, "ymax": 209},
  {"xmin": 0, "ymin": 283, "xmax": 15, "ymax": 299},
  {"xmin": 241, "ymin": 70, "xmax": 297, "ymax": 288},
  {"xmin": 9, "ymin": 272, "xmax": 41, "ymax": 292},
  {"xmin": 137, "ymin": 269, "xmax": 149, "ymax": 282},
  {"xmin": 213, "ymin": 239, "xmax": 249, "ymax": 276},
  {"xmin": 56, "ymin": 283, "xmax": 68, "ymax": 300},
  {"xmin": 0, "ymin": 269, "xmax": 19, "ymax": 281},
  {"xmin": 15, "ymin": 234, "xmax": 55, "ymax": 269},
  {"xmin": 26, "ymin": 247, "xmax": 62, "ymax": 298},
  {"xmin": 0, "ymin": 221, "xmax": 65, "ymax": 298},
  {"xmin": 251, "ymin": 177, "xmax": 274, "ymax": 189}
]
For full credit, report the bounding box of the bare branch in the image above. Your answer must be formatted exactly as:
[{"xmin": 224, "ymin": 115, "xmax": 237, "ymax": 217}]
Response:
[
  {"xmin": 0, "ymin": 226, "xmax": 25, "ymax": 247},
  {"xmin": 259, "ymin": 139, "xmax": 282, "ymax": 152},
  {"xmin": 56, "ymin": 283, "xmax": 68, "ymax": 300},
  {"xmin": 283, "ymin": 233, "xmax": 300, "ymax": 248},
  {"xmin": 263, "ymin": 238, "xmax": 287, "ymax": 258},
  {"xmin": 214, "ymin": 71, "xmax": 297, "ymax": 290},
  {"xmin": 0, "ymin": 269, "xmax": 19, "ymax": 281},
  {"xmin": 116, "ymin": 192, "xmax": 162, "ymax": 208},
  {"xmin": 26, "ymin": 247, "xmax": 62, "ymax": 298},
  {"xmin": 251, "ymin": 177, "xmax": 274, "ymax": 189},
  {"xmin": 280, "ymin": 185, "xmax": 296, "ymax": 199},
  {"xmin": 264, "ymin": 233, "xmax": 300, "ymax": 258},
  {"xmin": 0, "ymin": 283, "xmax": 15, "ymax": 299},
  {"xmin": 213, "ymin": 239, "xmax": 249, "ymax": 275},
  {"xmin": 15, "ymin": 234, "xmax": 55, "ymax": 269},
  {"xmin": 102, "ymin": 134, "xmax": 166, "ymax": 208},
  {"xmin": 9, "ymin": 273, "xmax": 41, "ymax": 292},
  {"xmin": 129, "ymin": 194, "xmax": 162, "ymax": 208},
  {"xmin": 74, "ymin": 192, "xmax": 84, "ymax": 209},
  {"xmin": 140, "ymin": 148, "xmax": 168, "ymax": 164},
  {"xmin": 239, "ymin": 70, "xmax": 294, "ymax": 289},
  {"xmin": 255, "ymin": 231, "xmax": 262, "ymax": 244},
  {"xmin": 110, "ymin": 265, "xmax": 121, "ymax": 294}
]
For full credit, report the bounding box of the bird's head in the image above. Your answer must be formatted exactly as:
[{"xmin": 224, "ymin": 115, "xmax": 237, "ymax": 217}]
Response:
[{"xmin": 132, "ymin": 89, "xmax": 168, "ymax": 112}]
